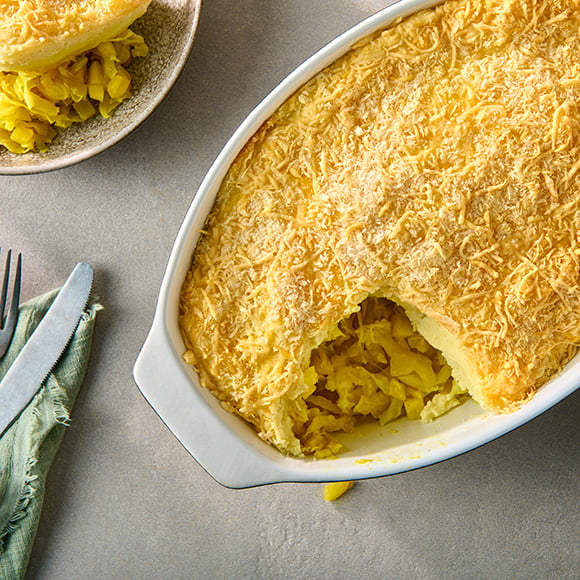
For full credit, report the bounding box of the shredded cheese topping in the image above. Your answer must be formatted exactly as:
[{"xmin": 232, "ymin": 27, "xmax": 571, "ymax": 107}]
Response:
[{"xmin": 179, "ymin": 0, "xmax": 580, "ymax": 456}]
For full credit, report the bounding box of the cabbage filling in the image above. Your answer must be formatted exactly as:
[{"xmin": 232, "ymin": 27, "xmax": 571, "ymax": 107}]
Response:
[
  {"xmin": 296, "ymin": 297, "xmax": 468, "ymax": 458},
  {"xmin": 0, "ymin": 28, "xmax": 148, "ymax": 154}
]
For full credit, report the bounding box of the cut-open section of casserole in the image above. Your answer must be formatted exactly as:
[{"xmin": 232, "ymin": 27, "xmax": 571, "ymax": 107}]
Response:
[
  {"xmin": 179, "ymin": 0, "xmax": 580, "ymax": 457},
  {"xmin": 297, "ymin": 296, "xmax": 469, "ymax": 458}
]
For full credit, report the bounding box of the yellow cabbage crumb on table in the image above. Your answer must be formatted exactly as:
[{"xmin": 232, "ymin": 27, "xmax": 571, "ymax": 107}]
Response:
[{"xmin": 324, "ymin": 481, "xmax": 355, "ymax": 501}]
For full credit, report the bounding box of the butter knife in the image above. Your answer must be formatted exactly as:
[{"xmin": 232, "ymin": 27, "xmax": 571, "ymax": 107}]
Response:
[{"xmin": 0, "ymin": 262, "xmax": 93, "ymax": 437}]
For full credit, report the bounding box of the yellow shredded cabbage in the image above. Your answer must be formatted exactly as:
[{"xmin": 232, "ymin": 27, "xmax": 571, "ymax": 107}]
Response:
[
  {"xmin": 0, "ymin": 29, "xmax": 148, "ymax": 154},
  {"xmin": 297, "ymin": 297, "xmax": 468, "ymax": 458}
]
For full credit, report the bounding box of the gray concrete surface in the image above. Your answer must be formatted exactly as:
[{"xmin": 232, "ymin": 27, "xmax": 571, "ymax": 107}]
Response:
[{"xmin": 0, "ymin": 1, "xmax": 577, "ymax": 578}]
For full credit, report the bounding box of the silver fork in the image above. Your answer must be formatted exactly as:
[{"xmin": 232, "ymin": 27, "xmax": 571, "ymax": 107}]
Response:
[{"xmin": 0, "ymin": 249, "xmax": 22, "ymax": 359}]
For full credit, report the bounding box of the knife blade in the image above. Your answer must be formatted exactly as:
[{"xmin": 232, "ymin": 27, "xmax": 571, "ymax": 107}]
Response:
[{"xmin": 0, "ymin": 261, "xmax": 93, "ymax": 437}]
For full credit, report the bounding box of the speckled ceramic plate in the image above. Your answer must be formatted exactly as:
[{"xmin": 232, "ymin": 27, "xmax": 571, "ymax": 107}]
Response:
[
  {"xmin": 0, "ymin": 0, "xmax": 202, "ymax": 175},
  {"xmin": 134, "ymin": 0, "xmax": 580, "ymax": 489}
]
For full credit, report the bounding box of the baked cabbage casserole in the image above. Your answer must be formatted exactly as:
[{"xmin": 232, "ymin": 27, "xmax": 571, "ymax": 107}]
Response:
[
  {"xmin": 179, "ymin": 0, "xmax": 580, "ymax": 458},
  {"xmin": 0, "ymin": 0, "xmax": 151, "ymax": 153}
]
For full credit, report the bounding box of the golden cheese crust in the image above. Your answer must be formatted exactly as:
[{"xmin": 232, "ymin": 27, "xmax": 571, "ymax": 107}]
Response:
[
  {"xmin": 179, "ymin": 0, "xmax": 580, "ymax": 456},
  {"xmin": 0, "ymin": 0, "xmax": 151, "ymax": 71}
]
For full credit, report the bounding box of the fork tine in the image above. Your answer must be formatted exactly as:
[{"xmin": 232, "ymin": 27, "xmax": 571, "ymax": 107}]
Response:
[
  {"xmin": 0, "ymin": 250, "xmax": 21, "ymax": 359},
  {"xmin": 5, "ymin": 253, "xmax": 21, "ymax": 333},
  {"xmin": 0, "ymin": 248, "xmax": 10, "ymax": 326}
]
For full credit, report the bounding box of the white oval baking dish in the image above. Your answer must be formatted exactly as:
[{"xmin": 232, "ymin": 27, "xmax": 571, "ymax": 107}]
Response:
[{"xmin": 133, "ymin": 0, "xmax": 580, "ymax": 489}]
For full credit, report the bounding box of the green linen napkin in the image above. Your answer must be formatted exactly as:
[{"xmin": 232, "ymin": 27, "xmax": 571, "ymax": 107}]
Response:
[{"xmin": 0, "ymin": 289, "xmax": 100, "ymax": 579}]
